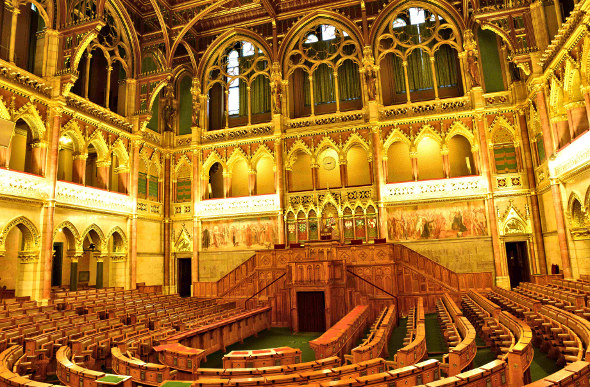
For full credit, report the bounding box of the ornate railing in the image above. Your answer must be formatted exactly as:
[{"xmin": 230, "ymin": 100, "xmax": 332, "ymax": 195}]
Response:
[
  {"xmin": 137, "ymin": 199, "xmax": 163, "ymax": 216},
  {"xmin": 287, "ymin": 186, "xmax": 374, "ymax": 208},
  {"xmin": 286, "ymin": 110, "xmax": 364, "ymax": 130},
  {"xmin": 484, "ymin": 91, "xmax": 512, "ymax": 107},
  {"xmin": 201, "ymin": 122, "xmax": 273, "ymax": 144},
  {"xmin": 494, "ymin": 172, "xmax": 525, "ymax": 189},
  {"xmin": 549, "ymin": 130, "xmax": 590, "ymax": 178},
  {"xmin": 0, "ymin": 169, "xmax": 48, "ymax": 200},
  {"xmin": 196, "ymin": 194, "xmax": 280, "ymax": 218},
  {"xmin": 56, "ymin": 181, "xmax": 132, "ymax": 214},
  {"xmin": 381, "ymin": 176, "xmax": 488, "ymax": 204},
  {"xmin": 65, "ymin": 94, "xmax": 133, "ymax": 132},
  {"xmin": 173, "ymin": 202, "xmax": 192, "ymax": 216},
  {"xmin": 379, "ymin": 96, "xmax": 471, "ymax": 120}
]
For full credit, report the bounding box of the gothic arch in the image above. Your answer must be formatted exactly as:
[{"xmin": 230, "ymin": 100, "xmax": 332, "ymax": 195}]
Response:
[
  {"xmin": 53, "ymin": 221, "xmax": 82, "ymax": 251},
  {"xmin": 342, "ymin": 132, "xmax": 371, "ymax": 155},
  {"xmin": 12, "ymin": 104, "xmax": 47, "ymax": 141},
  {"xmin": 110, "ymin": 139, "xmax": 130, "ymax": 168},
  {"xmin": 86, "ymin": 130, "xmax": 110, "ymax": 162},
  {"xmin": 0, "ymin": 216, "xmax": 40, "ymax": 252},
  {"xmin": 414, "ymin": 125, "xmax": 443, "ymax": 147},
  {"xmin": 446, "ymin": 121, "xmax": 477, "ymax": 149},
  {"xmin": 251, "ymin": 145, "xmax": 274, "ymax": 166},
  {"xmin": 104, "ymin": 226, "xmax": 128, "ymax": 253},
  {"xmin": 60, "ymin": 121, "xmax": 85, "ymax": 154},
  {"xmin": 81, "ymin": 224, "xmax": 105, "ymax": 250},
  {"xmin": 226, "ymin": 148, "xmax": 250, "ymax": 170},
  {"xmin": 202, "ymin": 151, "xmax": 226, "ymax": 175}
]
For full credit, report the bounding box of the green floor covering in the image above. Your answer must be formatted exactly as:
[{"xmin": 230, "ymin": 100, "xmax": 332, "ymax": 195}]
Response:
[
  {"xmin": 528, "ymin": 345, "xmax": 560, "ymax": 381},
  {"xmin": 200, "ymin": 328, "xmax": 321, "ymax": 368},
  {"xmin": 424, "ymin": 313, "xmax": 447, "ymax": 362},
  {"xmin": 387, "ymin": 317, "xmax": 407, "ymax": 360}
]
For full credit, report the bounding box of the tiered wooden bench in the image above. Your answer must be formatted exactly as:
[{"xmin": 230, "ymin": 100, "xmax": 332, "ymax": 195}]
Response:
[
  {"xmin": 394, "ymin": 297, "xmax": 426, "ymax": 368},
  {"xmin": 349, "ymin": 305, "xmax": 396, "ymax": 363},
  {"xmin": 309, "ymin": 305, "xmax": 370, "ymax": 360},
  {"xmin": 56, "ymin": 346, "xmax": 131, "ymax": 387},
  {"xmin": 435, "ymin": 293, "xmax": 476, "ymax": 376},
  {"xmin": 222, "ymin": 347, "xmax": 301, "ymax": 368}
]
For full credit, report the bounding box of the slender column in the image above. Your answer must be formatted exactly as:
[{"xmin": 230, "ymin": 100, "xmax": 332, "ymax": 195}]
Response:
[
  {"xmin": 40, "ymin": 107, "xmax": 62, "ymax": 300},
  {"xmin": 247, "ymin": 86, "xmax": 252, "ymax": 125},
  {"xmin": 163, "ymin": 154, "xmax": 171, "ymax": 292},
  {"xmin": 311, "ymin": 164, "xmax": 319, "ymax": 190},
  {"xmin": 96, "ymin": 161, "xmax": 110, "ymax": 190},
  {"xmin": 69, "ymin": 255, "xmax": 80, "ymax": 291},
  {"xmin": 8, "ymin": 6, "xmax": 19, "ymax": 64},
  {"xmin": 471, "ymin": 148, "xmax": 481, "ymax": 175},
  {"xmin": 128, "ymin": 138, "xmax": 140, "ymax": 290},
  {"xmin": 274, "ymin": 140, "xmax": 286, "ymax": 244},
  {"xmin": 410, "ymin": 149, "xmax": 419, "ymax": 181},
  {"xmin": 224, "ymin": 88, "xmax": 229, "ymax": 129},
  {"xmin": 476, "ymin": 115, "xmax": 508, "ymax": 288},
  {"xmin": 430, "ymin": 56, "xmax": 439, "ymax": 99},
  {"xmin": 339, "ymin": 162, "xmax": 347, "ymax": 187},
  {"xmin": 95, "ymin": 256, "xmax": 104, "ymax": 289},
  {"xmin": 370, "ymin": 127, "xmax": 388, "ymax": 239},
  {"xmin": 441, "ymin": 146, "xmax": 450, "ymax": 178},
  {"xmin": 223, "ymin": 172, "xmax": 231, "ymax": 198},
  {"xmin": 84, "ymin": 53, "xmax": 92, "ymax": 99},
  {"xmin": 537, "ymin": 89, "xmax": 572, "ymax": 278},
  {"xmin": 334, "ymin": 71, "xmax": 340, "ymax": 113},
  {"xmin": 517, "ymin": 110, "xmax": 547, "ymax": 274},
  {"xmin": 285, "ymin": 168, "xmax": 292, "ymax": 192},
  {"xmin": 309, "ymin": 75, "xmax": 315, "ymax": 116},
  {"xmin": 248, "ymin": 169, "xmax": 256, "ymax": 196},
  {"xmin": 105, "ymin": 66, "xmax": 112, "ymax": 108},
  {"xmin": 118, "ymin": 168, "xmax": 129, "ymax": 194},
  {"xmin": 31, "ymin": 142, "xmax": 47, "ymax": 176},
  {"xmin": 192, "ymin": 149, "xmax": 201, "ymax": 285},
  {"xmin": 72, "ymin": 154, "xmax": 87, "ymax": 184},
  {"xmin": 402, "ymin": 62, "xmax": 411, "ymax": 103}
]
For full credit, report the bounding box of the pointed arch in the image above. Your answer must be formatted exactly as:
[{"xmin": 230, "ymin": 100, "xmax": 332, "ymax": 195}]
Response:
[
  {"xmin": 12, "ymin": 104, "xmax": 46, "ymax": 140},
  {"xmin": 86, "ymin": 130, "xmax": 110, "ymax": 161},
  {"xmin": 104, "ymin": 226, "xmax": 128, "ymax": 252},
  {"xmin": 110, "ymin": 138, "xmax": 130, "ymax": 168},
  {"xmin": 174, "ymin": 154, "xmax": 193, "ymax": 176},
  {"xmin": 251, "ymin": 144, "xmax": 274, "ymax": 165},
  {"xmin": 383, "ymin": 127, "xmax": 412, "ymax": 151},
  {"xmin": 549, "ymin": 77, "xmax": 566, "ymax": 116},
  {"xmin": 226, "ymin": 148, "xmax": 250, "ymax": 170},
  {"xmin": 314, "ymin": 137, "xmax": 341, "ymax": 159},
  {"xmin": 414, "ymin": 124, "xmax": 443, "ymax": 147},
  {"xmin": 53, "ymin": 221, "xmax": 81, "ymax": 251},
  {"xmin": 286, "ymin": 139, "xmax": 312, "ymax": 161},
  {"xmin": 202, "ymin": 151, "xmax": 226, "ymax": 174},
  {"xmin": 60, "ymin": 120, "xmax": 86, "ymax": 154},
  {"xmin": 81, "ymin": 224, "xmax": 105, "ymax": 249},
  {"xmin": 0, "ymin": 216, "xmax": 40, "ymax": 252},
  {"xmin": 563, "ymin": 58, "xmax": 584, "ymax": 102},
  {"xmin": 342, "ymin": 132, "xmax": 371, "ymax": 154},
  {"xmin": 446, "ymin": 121, "xmax": 477, "ymax": 149},
  {"xmin": 489, "ymin": 115, "xmax": 518, "ymax": 143}
]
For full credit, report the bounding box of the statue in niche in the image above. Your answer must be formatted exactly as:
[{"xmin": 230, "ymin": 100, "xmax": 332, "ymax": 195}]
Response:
[
  {"xmin": 365, "ymin": 67, "xmax": 378, "ymax": 101},
  {"xmin": 162, "ymin": 86, "xmax": 176, "ymax": 132},
  {"xmin": 191, "ymin": 82, "xmax": 201, "ymax": 127},
  {"xmin": 466, "ymin": 50, "xmax": 482, "ymax": 87},
  {"xmin": 272, "ymin": 79, "xmax": 282, "ymax": 114}
]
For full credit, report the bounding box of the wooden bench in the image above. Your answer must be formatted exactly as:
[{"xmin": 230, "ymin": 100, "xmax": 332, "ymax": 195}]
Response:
[
  {"xmin": 394, "ymin": 298, "xmax": 426, "ymax": 368},
  {"xmin": 222, "ymin": 347, "xmax": 301, "ymax": 368},
  {"xmin": 349, "ymin": 305, "xmax": 396, "ymax": 363}
]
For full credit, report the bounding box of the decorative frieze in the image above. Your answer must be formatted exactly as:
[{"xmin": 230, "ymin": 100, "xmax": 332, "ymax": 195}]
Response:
[
  {"xmin": 549, "ymin": 130, "xmax": 590, "ymax": 179},
  {"xmin": 0, "ymin": 169, "xmax": 49, "ymax": 201},
  {"xmin": 379, "ymin": 97, "xmax": 471, "ymax": 120},
  {"xmin": 382, "ymin": 176, "xmax": 488, "ymax": 204},
  {"xmin": 196, "ymin": 194, "xmax": 280, "ymax": 218}
]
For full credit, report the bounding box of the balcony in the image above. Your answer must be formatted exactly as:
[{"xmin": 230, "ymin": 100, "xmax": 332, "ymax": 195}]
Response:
[
  {"xmin": 196, "ymin": 194, "xmax": 280, "ymax": 218},
  {"xmin": 55, "ymin": 181, "xmax": 132, "ymax": 214},
  {"xmin": 379, "ymin": 96, "xmax": 471, "ymax": 121},
  {"xmin": 381, "ymin": 176, "xmax": 488, "ymax": 204},
  {"xmin": 0, "ymin": 169, "xmax": 48, "ymax": 201}
]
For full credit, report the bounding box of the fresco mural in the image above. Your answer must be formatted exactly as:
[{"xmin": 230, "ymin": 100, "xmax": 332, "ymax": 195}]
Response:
[
  {"xmin": 201, "ymin": 217, "xmax": 278, "ymax": 250},
  {"xmin": 387, "ymin": 201, "xmax": 487, "ymax": 241}
]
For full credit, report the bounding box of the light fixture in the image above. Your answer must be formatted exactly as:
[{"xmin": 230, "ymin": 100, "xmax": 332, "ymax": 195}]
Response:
[{"xmin": 59, "ymin": 136, "xmax": 72, "ymax": 145}]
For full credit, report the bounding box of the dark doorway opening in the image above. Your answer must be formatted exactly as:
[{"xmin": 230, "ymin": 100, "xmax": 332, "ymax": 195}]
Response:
[
  {"xmin": 505, "ymin": 241, "xmax": 530, "ymax": 288},
  {"xmin": 296, "ymin": 291, "xmax": 326, "ymax": 332},
  {"xmin": 177, "ymin": 258, "xmax": 192, "ymax": 297},
  {"xmin": 52, "ymin": 243, "xmax": 63, "ymax": 287}
]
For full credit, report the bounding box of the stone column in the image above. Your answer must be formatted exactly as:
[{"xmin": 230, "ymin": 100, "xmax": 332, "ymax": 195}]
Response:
[
  {"xmin": 476, "ymin": 115, "xmax": 508, "ymax": 288},
  {"xmin": 72, "ymin": 154, "xmax": 87, "ymax": 184},
  {"xmin": 31, "ymin": 141, "xmax": 47, "ymax": 176},
  {"xmin": 40, "ymin": 107, "xmax": 62, "ymax": 300},
  {"xmin": 17, "ymin": 253, "xmax": 40, "ymax": 298},
  {"xmin": 69, "ymin": 254, "xmax": 81, "ymax": 291},
  {"xmin": 517, "ymin": 110, "xmax": 547, "ymax": 274},
  {"xmin": 441, "ymin": 145, "xmax": 450, "ymax": 178},
  {"xmin": 223, "ymin": 171, "xmax": 231, "ymax": 198},
  {"xmin": 110, "ymin": 255, "xmax": 126, "ymax": 288},
  {"xmin": 248, "ymin": 169, "xmax": 256, "ymax": 196},
  {"xmin": 117, "ymin": 167, "xmax": 129, "ymax": 194},
  {"xmin": 274, "ymin": 139, "xmax": 286, "ymax": 244},
  {"xmin": 128, "ymin": 137, "xmax": 141, "ymax": 290},
  {"xmin": 163, "ymin": 153, "xmax": 171, "ymax": 293},
  {"xmin": 530, "ymin": 1, "xmax": 550, "ymax": 52},
  {"xmin": 95, "ymin": 256, "xmax": 104, "ymax": 289},
  {"xmin": 96, "ymin": 161, "xmax": 110, "ymax": 190},
  {"xmin": 410, "ymin": 149, "xmax": 419, "ymax": 181},
  {"xmin": 311, "ymin": 163, "xmax": 319, "ymax": 190},
  {"xmin": 537, "ymin": 89, "xmax": 572, "ymax": 278},
  {"xmin": 192, "ymin": 149, "xmax": 201, "ymax": 288},
  {"xmin": 370, "ymin": 126, "xmax": 388, "ymax": 240},
  {"xmin": 339, "ymin": 160, "xmax": 347, "ymax": 187},
  {"xmin": 7, "ymin": 6, "xmax": 19, "ymax": 64}
]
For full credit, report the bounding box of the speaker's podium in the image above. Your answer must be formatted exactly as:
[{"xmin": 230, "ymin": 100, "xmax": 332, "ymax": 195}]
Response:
[{"xmin": 319, "ymin": 225, "xmax": 333, "ymax": 241}]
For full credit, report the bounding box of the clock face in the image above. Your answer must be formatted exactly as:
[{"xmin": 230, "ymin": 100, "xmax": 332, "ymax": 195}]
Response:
[{"xmin": 323, "ymin": 156, "xmax": 336, "ymax": 170}]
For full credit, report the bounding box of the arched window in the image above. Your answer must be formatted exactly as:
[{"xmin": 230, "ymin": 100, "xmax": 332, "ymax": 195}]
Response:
[
  {"xmin": 285, "ymin": 23, "xmax": 362, "ymax": 118},
  {"xmin": 376, "ymin": 6, "xmax": 462, "ymax": 104},
  {"xmin": 448, "ymin": 135, "xmax": 475, "ymax": 177},
  {"xmin": 230, "ymin": 159, "xmax": 249, "ymax": 197},
  {"xmin": 571, "ymin": 199, "xmax": 585, "ymax": 228},
  {"xmin": 178, "ymin": 75, "xmax": 193, "ymax": 135},
  {"xmin": 387, "ymin": 142, "xmax": 413, "ymax": 183},
  {"xmin": 9, "ymin": 120, "xmax": 36, "ymax": 174},
  {"xmin": 85, "ymin": 143, "xmax": 100, "ymax": 188},
  {"xmin": 208, "ymin": 162, "xmax": 224, "ymax": 199},
  {"xmin": 205, "ymin": 40, "xmax": 271, "ymax": 131},
  {"xmin": 255, "ymin": 157, "xmax": 274, "ymax": 195},
  {"xmin": 346, "ymin": 146, "xmax": 371, "ymax": 186},
  {"xmin": 57, "ymin": 135, "xmax": 75, "ymax": 182},
  {"xmin": 289, "ymin": 152, "xmax": 313, "ymax": 191},
  {"xmin": 417, "ymin": 137, "xmax": 444, "ymax": 180},
  {"xmin": 8, "ymin": 3, "xmax": 46, "ymax": 74}
]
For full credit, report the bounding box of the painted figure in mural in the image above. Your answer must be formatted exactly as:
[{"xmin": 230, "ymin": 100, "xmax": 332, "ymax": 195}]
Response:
[
  {"xmin": 451, "ymin": 210, "xmax": 468, "ymax": 236},
  {"xmin": 202, "ymin": 228, "xmax": 210, "ymax": 249}
]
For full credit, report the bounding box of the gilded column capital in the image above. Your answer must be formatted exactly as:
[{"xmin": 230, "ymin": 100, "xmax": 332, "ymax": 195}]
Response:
[{"xmin": 18, "ymin": 251, "xmax": 39, "ymax": 264}]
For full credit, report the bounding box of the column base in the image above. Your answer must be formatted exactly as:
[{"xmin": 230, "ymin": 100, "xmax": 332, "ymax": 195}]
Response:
[
  {"xmin": 495, "ymin": 275, "xmax": 511, "ymax": 290},
  {"xmin": 162, "ymin": 285, "xmax": 175, "ymax": 295}
]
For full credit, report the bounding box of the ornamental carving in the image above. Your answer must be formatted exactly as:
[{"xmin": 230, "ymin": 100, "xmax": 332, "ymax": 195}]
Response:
[
  {"xmin": 382, "ymin": 176, "xmax": 487, "ymax": 203},
  {"xmin": 196, "ymin": 194, "xmax": 280, "ymax": 218}
]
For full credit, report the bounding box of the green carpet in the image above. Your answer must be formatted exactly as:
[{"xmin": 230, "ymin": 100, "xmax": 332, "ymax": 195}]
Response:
[
  {"xmin": 528, "ymin": 345, "xmax": 560, "ymax": 381},
  {"xmin": 387, "ymin": 317, "xmax": 407, "ymax": 360},
  {"xmin": 200, "ymin": 328, "xmax": 321, "ymax": 368},
  {"xmin": 425, "ymin": 313, "xmax": 447, "ymax": 362},
  {"xmin": 472, "ymin": 330, "xmax": 496, "ymax": 367}
]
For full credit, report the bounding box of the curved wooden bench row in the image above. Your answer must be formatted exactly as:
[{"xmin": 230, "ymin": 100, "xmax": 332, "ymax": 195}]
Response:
[
  {"xmin": 498, "ymin": 311, "xmax": 534, "ymax": 385},
  {"xmin": 55, "ymin": 346, "xmax": 130, "ymax": 387},
  {"xmin": 489, "ymin": 287, "xmax": 590, "ymax": 365},
  {"xmin": 394, "ymin": 298, "xmax": 426, "ymax": 368},
  {"xmin": 525, "ymin": 360, "xmax": 590, "ymax": 386},
  {"xmin": 436, "ymin": 294, "xmax": 476, "ymax": 376},
  {"xmin": 0, "ymin": 345, "xmax": 63, "ymax": 387},
  {"xmin": 162, "ymin": 307, "xmax": 271, "ymax": 360},
  {"xmin": 156, "ymin": 357, "xmax": 411, "ymax": 387},
  {"xmin": 520, "ymin": 283, "xmax": 586, "ymax": 309},
  {"xmin": 350, "ymin": 305, "xmax": 396, "ymax": 363},
  {"xmin": 422, "ymin": 359, "xmax": 507, "ymax": 386},
  {"xmin": 153, "ymin": 342, "xmax": 205, "ymax": 374},
  {"xmin": 222, "ymin": 347, "xmax": 301, "ymax": 369},
  {"xmin": 309, "ymin": 305, "xmax": 370, "ymax": 360},
  {"xmin": 111, "ymin": 347, "xmax": 176, "ymax": 386}
]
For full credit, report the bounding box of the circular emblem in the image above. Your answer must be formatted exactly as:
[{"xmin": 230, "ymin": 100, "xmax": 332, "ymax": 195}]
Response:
[{"xmin": 323, "ymin": 156, "xmax": 336, "ymax": 170}]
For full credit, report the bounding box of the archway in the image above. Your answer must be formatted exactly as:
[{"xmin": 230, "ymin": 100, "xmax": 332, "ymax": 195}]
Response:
[
  {"xmin": 107, "ymin": 229, "xmax": 127, "ymax": 288},
  {"xmin": 8, "ymin": 119, "xmax": 37, "ymax": 174},
  {"xmin": 1, "ymin": 218, "xmax": 40, "ymax": 298},
  {"xmin": 53, "ymin": 223, "xmax": 80, "ymax": 290},
  {"xmin": 208, "ymin": 162, "xmax": 224, "ymax": 199},
  {"xmin": 448, "ymin": 135, "xmax": 475, "ymax": 177}
]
